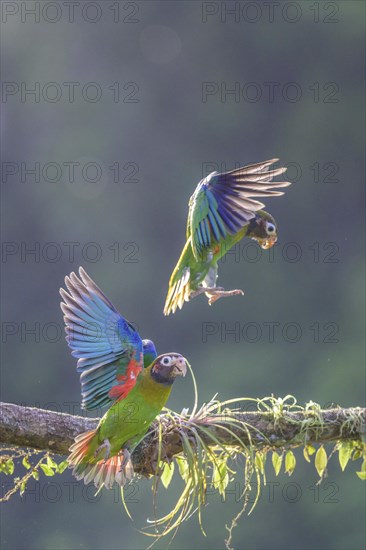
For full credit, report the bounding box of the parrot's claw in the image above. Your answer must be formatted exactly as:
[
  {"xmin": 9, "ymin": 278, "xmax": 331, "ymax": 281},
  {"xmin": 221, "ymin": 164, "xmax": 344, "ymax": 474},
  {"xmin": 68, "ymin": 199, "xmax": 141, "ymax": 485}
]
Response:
[
  {"xmin": 189, "ymin": 286, "xmax": 244, "ymax": 305},
  {"xmin": 120, "ymin": 448, "xmax": 131, "ymax": 470},
  {"xmin": 94, "ymin": 439, "xmax": 111, "ymax": 460},
  {"xmin": 207, "ymin": 288, "xmax": 245, "ymax": 305},
  {"xmin": 114, "ymin": 449, "xmax": 134, "ymax": 485},
  {"xmin": 190, "ymin": 286, "xmax": 223, "ymax": 300}
]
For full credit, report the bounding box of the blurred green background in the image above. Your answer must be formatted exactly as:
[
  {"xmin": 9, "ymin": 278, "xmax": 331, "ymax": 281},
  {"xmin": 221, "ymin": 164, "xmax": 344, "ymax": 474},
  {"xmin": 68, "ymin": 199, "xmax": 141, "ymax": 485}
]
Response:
[{"xmin": 1, "ymin": 1, "xmax": 365, "ymax": 549}]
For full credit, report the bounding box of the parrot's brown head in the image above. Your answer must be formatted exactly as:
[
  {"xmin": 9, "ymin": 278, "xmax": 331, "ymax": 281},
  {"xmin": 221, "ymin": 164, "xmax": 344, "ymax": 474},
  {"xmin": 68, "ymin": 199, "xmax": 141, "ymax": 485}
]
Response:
[
  {"xmin": 247, "ymin": 211, "xmax": 278, "ymax": 250},
  {"xmin": 150, "ymin": 353, "xmax": 187, "ymax": 385}
]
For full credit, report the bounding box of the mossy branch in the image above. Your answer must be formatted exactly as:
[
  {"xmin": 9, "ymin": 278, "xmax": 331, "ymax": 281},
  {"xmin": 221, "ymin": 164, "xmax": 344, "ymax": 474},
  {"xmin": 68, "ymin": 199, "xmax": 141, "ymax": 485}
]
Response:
[{"xmin": 1, "ymin": 400, "xmax": 365, "ymax": 475}]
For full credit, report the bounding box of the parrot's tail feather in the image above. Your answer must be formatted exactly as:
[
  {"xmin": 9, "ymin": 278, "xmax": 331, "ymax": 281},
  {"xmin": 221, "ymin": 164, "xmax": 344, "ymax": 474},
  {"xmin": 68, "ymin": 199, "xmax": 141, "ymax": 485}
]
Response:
[
  {"xmin": 68, "ymin": 429, "xmax": 95, "ymax": 459},
  {"xmin": 164, "ymin": 267, "xmax": 191, "ymax": 316},
  {"xmin": 68, "ymin": 429, "xmax": 96, "ymax": 477},
  {"xmin": 68, "ymin": 431, "xmax": 134, "ymax": 489},
  {"xmin": 84, "ymin": 453, "xmax": 133, "ymax": 489}
]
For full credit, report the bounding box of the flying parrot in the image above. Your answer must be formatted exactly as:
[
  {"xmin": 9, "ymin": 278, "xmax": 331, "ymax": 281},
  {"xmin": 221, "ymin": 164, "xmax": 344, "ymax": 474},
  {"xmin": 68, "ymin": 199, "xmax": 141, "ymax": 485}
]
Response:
[
  {"xmin": 164, "ymin": 158, "xmax": 291, "ymax": 315},
  {"xmin": 60, "ymin": 267, "xmax": 187, "ymax": 489}
]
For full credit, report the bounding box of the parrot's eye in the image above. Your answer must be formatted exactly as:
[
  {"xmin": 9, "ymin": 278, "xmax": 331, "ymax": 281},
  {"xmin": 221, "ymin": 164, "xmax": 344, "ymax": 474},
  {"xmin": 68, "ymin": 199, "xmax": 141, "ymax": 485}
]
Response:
[
  {"xmin": 161, "ymin": 356, "xmax": 172, "ymax": 366},
  {"xmin": 266, "ymin": 222, "xmax": 276, "ymax": 234}
]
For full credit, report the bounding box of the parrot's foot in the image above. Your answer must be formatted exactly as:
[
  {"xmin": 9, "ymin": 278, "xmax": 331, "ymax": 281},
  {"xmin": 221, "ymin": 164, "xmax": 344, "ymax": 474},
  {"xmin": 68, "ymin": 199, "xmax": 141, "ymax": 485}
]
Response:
[
  {"xmin": 190, "ymin": 286, "xmax": 224, "ymax": 300},
  {"xmin": 120, "ymin": 448, "xmax": 131, "ymax": 470},
  {"xmin": 115, "ymin": 448, "xmax": 134, "ymax": 485},
  {"xmin": 206, "ymin": 288, "xmax": 244, "ymax": 305},
  {"xmin": 94, "ymin": 439, "xmax": 111, "ymax": 460}
]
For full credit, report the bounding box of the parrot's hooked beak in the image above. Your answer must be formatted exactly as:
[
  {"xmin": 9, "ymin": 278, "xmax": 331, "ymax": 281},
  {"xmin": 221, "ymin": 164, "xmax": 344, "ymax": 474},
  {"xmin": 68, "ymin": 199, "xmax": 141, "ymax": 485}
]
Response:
[
  {"xmin": 257, "ymin": 236, "xmax": 277, "ymax": 250},
  {"xmin": 172, "ymin": 357, "xmax": 187, "ymax": 377}
]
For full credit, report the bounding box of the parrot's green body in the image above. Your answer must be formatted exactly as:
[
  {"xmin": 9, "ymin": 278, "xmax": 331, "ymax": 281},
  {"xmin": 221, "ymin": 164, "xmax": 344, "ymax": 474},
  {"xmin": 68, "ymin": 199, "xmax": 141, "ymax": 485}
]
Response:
[
  {"xmin": 169, "ymin": 225, "xmax": 249, "ymax": 290},
  {"xmin": 60, "ymin": 267, "xmax": 187, "ymax": 489},
  {"xmin": 97, "ymin": 366, "xmax": 172, "ymax": 452},
  {"xmin": 164, "ymin": 159, "xmax": 291, "ymax": 314},
  {"xmin": 74, "ymin": 365, "xmax": 173, "ymax": 467}
]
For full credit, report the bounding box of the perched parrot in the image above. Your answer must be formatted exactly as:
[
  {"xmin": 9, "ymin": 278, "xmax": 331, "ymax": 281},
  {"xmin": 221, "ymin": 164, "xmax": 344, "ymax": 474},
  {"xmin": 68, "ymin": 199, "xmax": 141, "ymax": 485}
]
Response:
[
  {"xmin": 60, "ymin": 267, "xmax": 187, "ymax": 489},
  {"xmin": 164, "ymin": 158, "xmax": 291, "ymax": 315}
]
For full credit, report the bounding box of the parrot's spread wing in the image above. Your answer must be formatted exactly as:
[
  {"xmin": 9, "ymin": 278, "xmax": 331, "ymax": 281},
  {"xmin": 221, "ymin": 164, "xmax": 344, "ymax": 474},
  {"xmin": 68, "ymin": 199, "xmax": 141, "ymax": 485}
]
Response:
[
  {"xmin": 187, "ymin": 158, "xmax": 291, "ymax": 260},
  {"xmin": 60, "ymin": 267, "xmax": 144, "ymax": 410}
]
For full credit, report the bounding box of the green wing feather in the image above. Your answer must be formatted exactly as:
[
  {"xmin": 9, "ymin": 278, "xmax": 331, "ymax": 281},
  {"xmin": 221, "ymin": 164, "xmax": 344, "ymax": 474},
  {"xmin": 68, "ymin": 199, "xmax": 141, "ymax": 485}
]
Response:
[{"xmin": 164, "ymin": 239, "xmax": 193, "ymax": 315}]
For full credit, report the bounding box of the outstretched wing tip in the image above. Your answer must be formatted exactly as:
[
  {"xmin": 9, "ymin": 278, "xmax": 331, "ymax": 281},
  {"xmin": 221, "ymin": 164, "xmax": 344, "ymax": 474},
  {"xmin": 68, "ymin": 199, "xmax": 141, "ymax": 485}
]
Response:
[{"xmin": 78, "ymin": 265, "xmax": 90, "ymax": 282}]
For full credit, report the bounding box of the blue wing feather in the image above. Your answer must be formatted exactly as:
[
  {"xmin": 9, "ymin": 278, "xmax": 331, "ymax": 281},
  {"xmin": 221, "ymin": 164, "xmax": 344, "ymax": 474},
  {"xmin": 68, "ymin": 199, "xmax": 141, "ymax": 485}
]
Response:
[{"xmin": 60, "ymin": 267, "xmax": 155, "ymax": 410}]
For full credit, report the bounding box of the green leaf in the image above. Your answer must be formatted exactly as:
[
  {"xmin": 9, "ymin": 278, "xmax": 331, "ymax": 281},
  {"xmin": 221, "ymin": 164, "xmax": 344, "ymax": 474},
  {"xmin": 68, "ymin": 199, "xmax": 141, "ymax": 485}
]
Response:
[
  {"xmin": 285, "ymin": 451, "xmax": 296, "ymax": 476},
  {"xmin": 40, "ymin": 464, "xmax": 55, "ymax": 477},
  {"xmin": 56, "ymin": 460, "xmax": 68, "ymax": 474},
  {"xmin": 6, "ymin": 459, "xmax": 14, "ymax": 475},
  {"xmin": 338, "ymin": 443, "xmax": 352, "ymax": 471},
  {"xmin": 255, "ymin": 452, "xmax": 265, "ymax": 475},
  {"xmin": 307, "ymin": 445, "xmax": 316, "ymax": 456},
  {"xmin": 175, "ymin": 456, "xmax": 189, "ymax": 482},
  {"xmin": 32, "ymin": 470, "xmax": 39, "ymax": 480},
  {"xmin": 303, "ymin": 445, "xmax": 316, "ymax": 463},
  {"xmin": 212, "ymin": 461, "xmax": 229, "ymax": 496},
  {"xmin": 161, "ymin": 462, "xmax": 175, "ymax": 489},
  {"xmin": 22, "ymin": 456, "xmax": 31, "ymax": 470},
  {"xmin": 20, "ymin": 482, "xmax": 26, "ymax": 496},
  {"xmin": 47, "ymin": 455, "xmax": 58, "ymax": 470},
  {"xmin": 352, "ymin": 450, "xmax": 362, "ymax": 460},
  {"xmin": 272, "ymin": 452, "xmax": 282, "ymax": 476},
  {"xmin": 356, "ymin": 458, "xmax": 366, "ymax": 479},
  {"xmin": 315, "ymin": 446, "xmax": 328, "ymax": 478}
]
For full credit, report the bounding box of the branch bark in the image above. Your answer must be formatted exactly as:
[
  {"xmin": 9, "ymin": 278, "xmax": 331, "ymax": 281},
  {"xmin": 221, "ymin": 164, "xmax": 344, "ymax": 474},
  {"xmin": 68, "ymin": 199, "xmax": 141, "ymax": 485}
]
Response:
[{"xmin": 1, "ymin": 402, "xmax": 365, "ymax": 475}]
